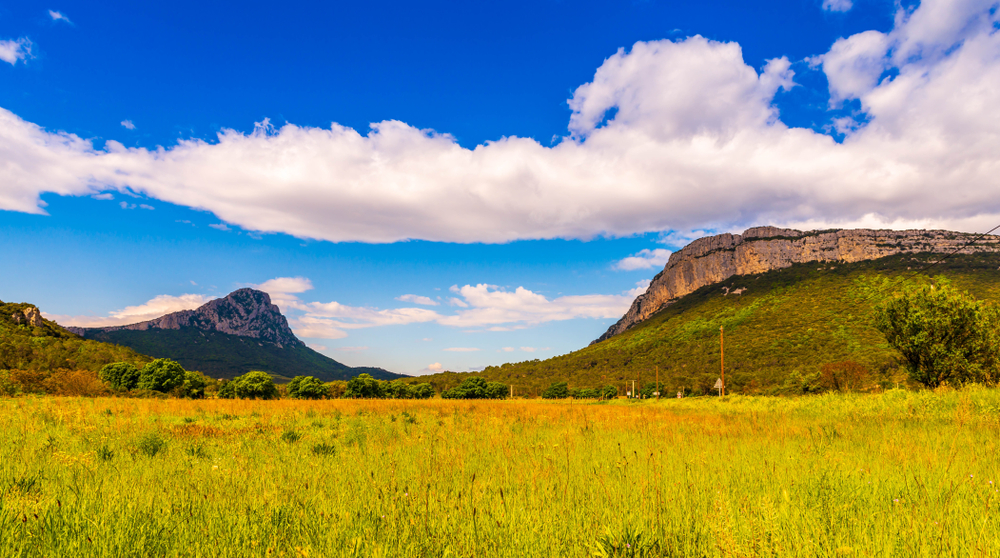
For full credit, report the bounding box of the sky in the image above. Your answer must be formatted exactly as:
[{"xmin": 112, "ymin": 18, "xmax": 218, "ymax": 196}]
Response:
[{"xmin": 2, "ymin": 0, "xmax": 1000, "ymax": 375}]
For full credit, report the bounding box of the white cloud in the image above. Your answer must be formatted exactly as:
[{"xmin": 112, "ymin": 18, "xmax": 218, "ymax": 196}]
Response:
[
  {"xmin": 308, "ymin": 344, "xmax": 327, "ymax": 351},
  {"xmin": 333, "ymin": 346, "xmax": 369, "ymax": 352},
  {"xmin": 626, "ymin": 279, "xmax": 651, "ymax": 298},
  {"xmin": 396, "ymin": 294, "xmax": 439, "ymax": 305},
  {"xmin": 121, "ymin": 120, "xmax": 136, "ymax": 130},
  {"xmin": 10, "ymin": 0, "xmax": 1000, "ymax": 244},
  {"xmin": 256, "ymin": 276, "xmax": 314, "ymax": 294},
  {"xmin": 820, "ymin": 30, "xmax": 890, "ymax": 104},
  {"xmin": 501, "ymin": 347, "xmax": 515, "ymax": 352},
  {"xmin": 208, "ymin": 223, "xmax": 231, "ymax": 231},
  {"xmin": 47, "ymin": 293, "xmax": 214, "ymax": 328},
  {"xmin": 119, "ymin": 202, "xmax": 135, "ymax": 209},
  {"xmin": 91, "ymin": 193, "xmax": 114, "ymax": 200},
  {"xmin": 614, "ymin": 248, "xmax": 672, "ymax": 270},
  {"xmin": 139, "ymin": 204, "xmax": 154, "ymax": 210},
  {"xmin": 436, "ymin": 284, "xmax": 634, "ymax": 329},
  {"xmin": 821, "ymin": 0, "xmax": 853, "ymax": 12},
  {"xmin": 444, "ymin": 347, "xmax": 480, "ymax": 352},
  {"xmin": 0, "ymin": 38, "xmax": 32, "ymax": 65},
  {"xmin": 421, "ymin": 362, "xmax": 443, "ymax": 373},
  {"xmin": 48, "ymin": 10, "xmax": 72, "ymax": 24}
]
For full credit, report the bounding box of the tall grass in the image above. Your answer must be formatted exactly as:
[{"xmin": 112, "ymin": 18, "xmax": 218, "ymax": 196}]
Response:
[{"xmin": 2, "ymin": 389, "xmax": 1000, "ymax": 556}]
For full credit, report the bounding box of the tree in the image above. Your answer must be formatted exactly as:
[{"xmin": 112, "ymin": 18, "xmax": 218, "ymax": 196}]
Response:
[
  {"xmin": 287, "ymin": 375, "xmax": 330, "ymax": 399},
  {"xmin": 874, "ymin": 282, "xmax": 1000, "ymax": 387},
  {"xmin": 179, "ymin": 371, "xmax": 210, "ymax": 399},
  {"xmin": 232, "ymin": 371, "xmax": 279, "ymax": 399},
  {"xmin": 98, "ymin": 362, "xmax": 141, "ymax": 391},
  {"xmin": 345, "ymin": 373, "xmax": 384, "ymax": 398},
  {"xmin": 412, "ymin": 383, "xmax": 435, "ymax": 399},
  {"xmin": 440, "ymin": 377, "xmax": 506, "ymax": 399},
  {"xmin": 541, "ymin": 381, "xmax": 569, "ymax": 399},
  {"xmin": 137, "ymin": 358, "xmax": 187, "ymax": 393}
]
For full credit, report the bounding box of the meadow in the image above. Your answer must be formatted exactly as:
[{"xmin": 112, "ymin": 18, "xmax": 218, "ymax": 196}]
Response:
[{"xmin": 3, "ymin": 389, "xmax": 1000, "ymax": 557}]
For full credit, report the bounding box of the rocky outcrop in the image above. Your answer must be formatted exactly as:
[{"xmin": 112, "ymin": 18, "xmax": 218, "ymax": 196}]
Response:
[
  {"xmin": 10, "ymin": 305, "xmax": 45, "ymax": 328},
  {"xmin": 75, "ymin": 288, "xmax": 302, "ymax": 348},
  {"xmin": 594, "ymin": 226, "xmax": 1000, "ymax": 344}
]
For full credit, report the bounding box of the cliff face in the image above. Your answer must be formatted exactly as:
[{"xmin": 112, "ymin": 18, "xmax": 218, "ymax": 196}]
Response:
[
  {"xmin": 594, "ymin": 226, "xmax": 1000, "ymax": 344},
  {"xmin": 70, "ymin": 288, "xmax": 302, "ymax": 349}
]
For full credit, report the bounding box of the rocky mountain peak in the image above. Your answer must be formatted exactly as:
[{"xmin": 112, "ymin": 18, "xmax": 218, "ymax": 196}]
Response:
[
  {"xmin": 74, "ymin": 288, "xmax": 303, "ymax": 349},
  {"xmin": 593, "ymin": 227, "xmax": 1000, "ymax": 344}
]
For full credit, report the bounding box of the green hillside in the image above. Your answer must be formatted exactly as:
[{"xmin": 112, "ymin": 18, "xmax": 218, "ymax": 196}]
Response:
[
  {"xmin": 82, "ymin": 327, "xmax": 402, "ymax": 381},
  {"xmin": 417, "ymin": 252, "xmax": 1000, "ymax": 396},
  {"xmin": 0, "ymin": 301, "xmax": 150, "ymax": 372}
]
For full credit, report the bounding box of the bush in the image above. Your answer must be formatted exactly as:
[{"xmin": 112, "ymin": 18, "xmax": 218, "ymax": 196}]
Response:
[
  {"xmin": 874, "ymin": 282, "xmax": 1000, "ymax": 387},
  {"xmin": 541, "ymin": 381, "xmax": 569, "ymax": 399},
  {"xmin": 98, "ymin": 362, "xmax": 141, "ymax": 390},
  {"xmin": 137, "ymin": 359, "xmax": 187, "ymax": 393},
  {"xmin": 287, "ymin": 376, "xmax": 330, "ymax": 399},
  {"xmin": 819, "ymin": 361, "xmax": 871, "ymax": 392}
]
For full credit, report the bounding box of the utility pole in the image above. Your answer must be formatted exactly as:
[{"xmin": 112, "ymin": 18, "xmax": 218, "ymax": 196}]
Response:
[
  {"xmin": 720, "ymin": 325, "xmax": 725, "ymax": 397},
  {"xmin": 632, "ymin": 380, "xmax": 636, "ymax": 399}
]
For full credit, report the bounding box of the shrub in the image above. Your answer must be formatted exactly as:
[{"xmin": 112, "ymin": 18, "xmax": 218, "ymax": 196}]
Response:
[
  {"xmin": 137, "ymin": 359, "xmax": 186, "ymax": 393},
  {"xmin": 287, "ymin": 376, "xmax": 330, "ymax": 399},
  {"xmin": 412, "ymin": 383, "xmax": 435, "ymax": 399},
  {"xmin": 44, "ymin": 369, "xmax": 109, "ymax": 396},
  {"xmin": 280, "ymin": 429, "xmax": 301, "ymax": 443},
  {"xmin": 98, "ymin": 362, "xmax": 141, "ymax": 391},
  {"xmin": 819, "ymin": 361, "xmax": 871, "ymax": 392}
]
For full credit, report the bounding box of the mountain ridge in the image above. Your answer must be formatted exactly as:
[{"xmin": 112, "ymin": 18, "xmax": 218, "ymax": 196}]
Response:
[{"xmin": 595, "ymin": 226, "xmax": 1000, "ymax": 344}]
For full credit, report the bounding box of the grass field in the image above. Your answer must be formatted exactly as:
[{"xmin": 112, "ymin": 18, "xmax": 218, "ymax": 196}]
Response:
[{"xmin": 3, "ymin": 389, "xmax": 1000, "ymax": 557}]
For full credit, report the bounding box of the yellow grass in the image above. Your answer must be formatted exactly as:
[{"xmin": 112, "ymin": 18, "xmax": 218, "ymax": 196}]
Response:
[{"xmin": 3, "ymin": 390, "xmax": 1000, "ymax": 557}]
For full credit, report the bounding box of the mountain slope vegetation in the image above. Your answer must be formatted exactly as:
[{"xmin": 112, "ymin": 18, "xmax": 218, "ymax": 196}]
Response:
[
  {"xmin": 418, "ymin": 253, "xmax": 1000, "ymax": 396},
  {"xmin": 0, "ymin": 300, "xmax": 149, "ymax": 372},
  {"xmin": 81, "ymin": 327, "xmax": 400, "ymax": 381}
]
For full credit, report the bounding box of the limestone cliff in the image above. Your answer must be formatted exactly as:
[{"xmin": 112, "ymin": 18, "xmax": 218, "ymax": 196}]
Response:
[
  {"xmin": 69, "ymin": 288, "xmax": 302, "ymax": 349},
  {"xmin": 594, "ymin": 227, "xmax": 1000, "ymax": 344}
]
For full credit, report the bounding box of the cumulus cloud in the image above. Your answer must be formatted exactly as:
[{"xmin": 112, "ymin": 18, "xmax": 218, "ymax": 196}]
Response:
[
  {"xmin": 48, "ymin": 293, "xmax": 214, "ymax": 328},
  {"xmin": 91, "ymin": 193, "xmax": 114, "ymax": 200},
  {"xmin": 0, "ymin": 38, "xmax": 32, "ymax": 65},
  {"xmin": 421, "ymin": 362, "xmax": 443, "ymax": 373},
  {"xmin": 444, "ymin": 347, "xmax": 480, "ymax": 352},
  {"xmin": 396, "ymin": 294, "xmax": 439, "ymax": 305},
  {"xmin": 121, "ymin": 120, "xmax": 136, "ymax": 130},
  {"xmin": 258, "ymin": 276, "xmax": 637, "ymax": 339},
  {"xmin": 614, "ymin": 248, "xmax": 672, "ymax": 271},
  {"xmin": 7, "ymin": 0, "xmax": 1000, "ymax": 241}
]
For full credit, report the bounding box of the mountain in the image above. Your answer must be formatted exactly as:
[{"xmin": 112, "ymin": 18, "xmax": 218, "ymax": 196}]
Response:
[
  {"xmin": 68, "ymin": 288, "xmax": 402, "ymax": 381},
  {"xmin": 416, "ymin": 228, "xmax": 1000, "ymax": 396},
  {"xmin": 595, "ymin": 227, "xmax": 999, "ymax": 343},
  {"xmin": 0, "ymin": 300, "xmax": 149, "ymax": 372}
]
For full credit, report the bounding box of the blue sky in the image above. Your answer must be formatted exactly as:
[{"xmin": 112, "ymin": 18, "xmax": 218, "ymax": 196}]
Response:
[{"xmin": 3, "ymin": 0, "xmax": 1000, "ymax": 375}]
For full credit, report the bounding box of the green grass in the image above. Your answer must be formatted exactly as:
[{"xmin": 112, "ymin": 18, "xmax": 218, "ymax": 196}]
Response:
[
  {"xmin": 3, "ymin": 390, "xmax": 1000, "ymax": 556},
  {"xmin": 417, "ymin": 252, "xmax": 1000, "ymax": 396}
]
